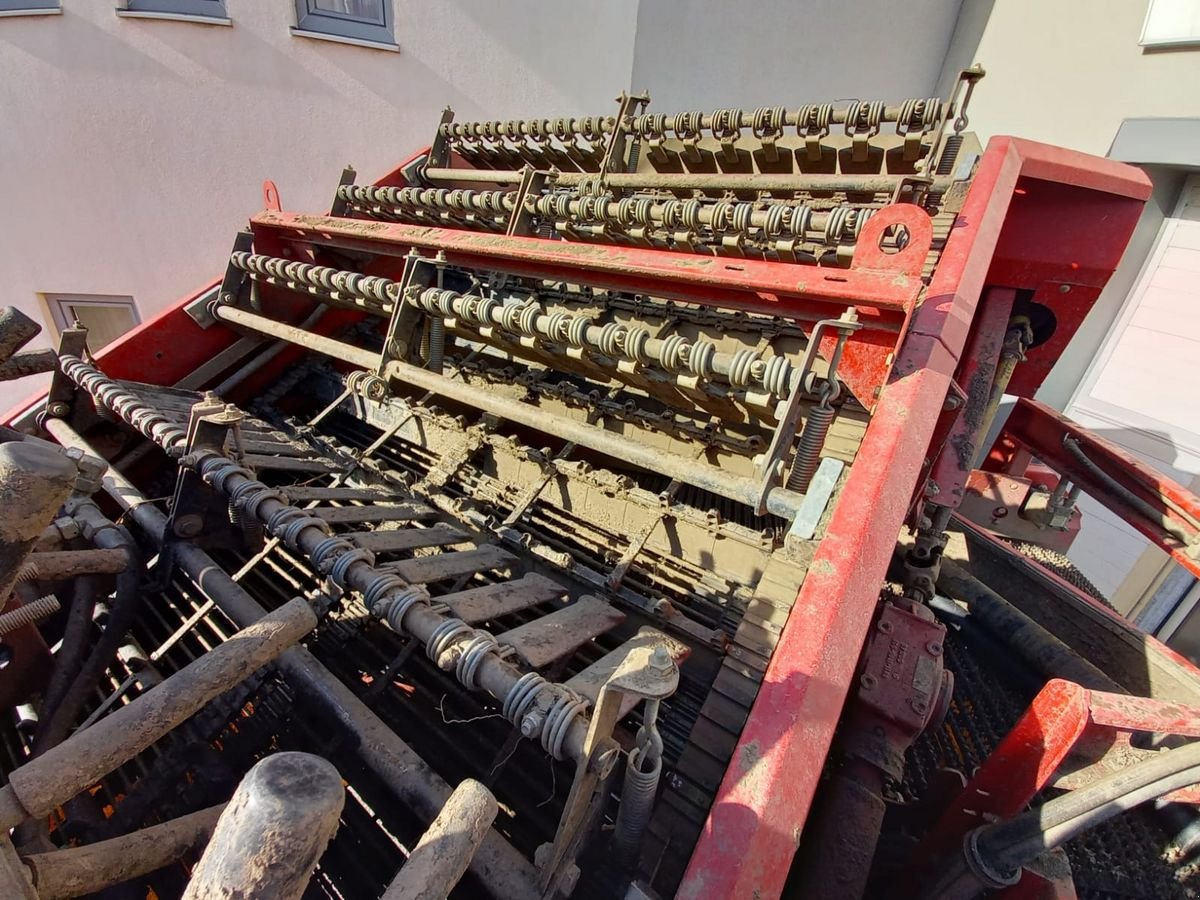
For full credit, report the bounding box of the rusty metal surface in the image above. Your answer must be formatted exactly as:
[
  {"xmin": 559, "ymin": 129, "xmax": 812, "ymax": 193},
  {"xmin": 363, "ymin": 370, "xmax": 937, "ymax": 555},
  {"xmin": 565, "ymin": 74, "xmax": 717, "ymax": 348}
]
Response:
[
  {"xmin": 22, "ymin": 804, "xmax": 224, "ymax": 900},
  {"xmin": 182, "ymin": 753, "xmax": 343, "ymax": 900},
  {"xmin": 498, "ymin": 595, "xmax": 628, "ymax": 668}
]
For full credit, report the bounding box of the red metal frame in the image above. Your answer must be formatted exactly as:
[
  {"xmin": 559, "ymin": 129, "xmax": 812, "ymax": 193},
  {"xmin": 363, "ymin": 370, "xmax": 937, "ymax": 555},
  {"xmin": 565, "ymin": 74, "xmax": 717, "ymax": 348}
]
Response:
[
  {"xmin": 986, "ymin": 398, "xmax": 1200, "ymax": 579},
  {"xmin": 248, "ymin": 202, "xmax": 931, "ymax": 410},
  {"xmin": 912, "ymin": 678, "xmax": 1200, "ymax": 891},
  {"xmin": 4, "ymin": 136, "xmax": 1155, "ymax": 899},
  {"xmin": 677, "ymin": 138, "xmax": 1150, "ymax": 900}
]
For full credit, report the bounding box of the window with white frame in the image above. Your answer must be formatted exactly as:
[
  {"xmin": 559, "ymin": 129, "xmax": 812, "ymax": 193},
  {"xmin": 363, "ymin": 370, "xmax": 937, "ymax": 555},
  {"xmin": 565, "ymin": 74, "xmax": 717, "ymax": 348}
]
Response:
[
  {"xmin": 293, "ymin": 0, "xmax": 395, "ymax": 48},
  {"xmin": 43, "ymin": 295, "xmax": 141, "ymax": 353},
  {"xmin": 0, "ymin": 0, "xmax": 60, "ymax": 15},
  {"xmin": 1141, "ymin": 0, "xmax": 1200, "ymax": 47},
  {"xmin": 118, "ymin": 1, "xmax": 229, "ymax": 23}
]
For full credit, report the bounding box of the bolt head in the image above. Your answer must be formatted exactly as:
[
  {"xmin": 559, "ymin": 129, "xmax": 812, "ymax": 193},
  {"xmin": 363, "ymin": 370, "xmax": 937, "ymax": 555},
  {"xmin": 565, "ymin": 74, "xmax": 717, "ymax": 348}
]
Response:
[
  {"xmin": 927, "ymin": 641, "xmax": 943, "ymax": 656},
  {"xmin": 861, "ymin": 673, "xmax": 878, "ymax": 690},
  {"xmin": 520, "ymin": 712, "xmax": 543, "ymax": 738},
  {"xmin": 47, "ymin": 402, "xmax": 70, "ymax": 418},
  {"xmin": 648, "ymin": 645, "xmax": 673, "ymax": 673}
]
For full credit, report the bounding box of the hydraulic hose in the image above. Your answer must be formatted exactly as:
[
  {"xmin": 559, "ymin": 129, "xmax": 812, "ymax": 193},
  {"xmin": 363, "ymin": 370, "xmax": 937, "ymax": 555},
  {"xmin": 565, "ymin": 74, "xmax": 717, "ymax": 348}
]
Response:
[
  {"xmin": 923, "ymin": 741, "xmax": 1200, "ymax": 898},
  {"xmin": 37, "ymin": 576, "xmax": 100, "ymax": 726}
]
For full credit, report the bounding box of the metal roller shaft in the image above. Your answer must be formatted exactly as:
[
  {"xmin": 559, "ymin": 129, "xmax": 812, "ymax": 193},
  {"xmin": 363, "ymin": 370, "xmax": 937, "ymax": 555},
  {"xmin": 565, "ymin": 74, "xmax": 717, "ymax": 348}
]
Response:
[
  {"xmin": 182, "ymin": 753, "xmax": 343, "ymax": 900},
  {"xmin": 0, "ymin": 597, "xmax": 316, "ymax": 829}
]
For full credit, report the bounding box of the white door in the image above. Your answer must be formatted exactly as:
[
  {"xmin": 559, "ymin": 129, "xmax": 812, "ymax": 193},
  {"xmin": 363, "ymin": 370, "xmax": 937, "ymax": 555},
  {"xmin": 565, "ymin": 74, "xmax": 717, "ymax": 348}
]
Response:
[{"xmin": 1062, "ymin": 175, "xmax": 1200, "ymax": 610}]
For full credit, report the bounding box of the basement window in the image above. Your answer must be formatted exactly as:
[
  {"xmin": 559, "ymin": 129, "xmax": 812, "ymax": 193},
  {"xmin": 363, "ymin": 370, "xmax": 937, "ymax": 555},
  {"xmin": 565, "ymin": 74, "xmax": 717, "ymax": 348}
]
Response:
[
  {"xmin": 1141, "ymin": 0, "xmax": 1200, "ymax": 48},
  {"xmin": 0, "ymin": 1, "xmax": 60, "ymax": 16},
  {"xmin": 44, "ymin": 295, "xmax": 141, "ymax": 353},
  {"xmin": 292, "ymin": 0, "xmax": 397, "ymax": 51},
  {"xmin": 116, "ymin": 1, "xmax": 231, "ymax": 26}
]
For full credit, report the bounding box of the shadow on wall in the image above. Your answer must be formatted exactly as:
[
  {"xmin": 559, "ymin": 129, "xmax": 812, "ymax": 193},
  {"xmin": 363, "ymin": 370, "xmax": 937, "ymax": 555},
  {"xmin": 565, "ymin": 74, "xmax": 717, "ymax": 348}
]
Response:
[{"xmin": 628, "ymin": 0, "xmax": 988, "ymax": 110}]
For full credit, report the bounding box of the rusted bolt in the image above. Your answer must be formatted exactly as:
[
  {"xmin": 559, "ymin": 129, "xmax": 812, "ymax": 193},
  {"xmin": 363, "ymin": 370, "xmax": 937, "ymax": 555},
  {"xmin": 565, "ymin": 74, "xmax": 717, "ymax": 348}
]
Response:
[
  {"xmin": 860, "ymin": 673, "xmax": 877, "ymax": 690},
  {"xmin": 47, "ymin": 401, "xmax": 70, "ymax": 419},
  {"xmin": 877, "ymin": 619, "xmax": 893, "ymax": 634},
  {"xmin": 927, "ymin": 641, "xmax": 943, "ymax": 656}
]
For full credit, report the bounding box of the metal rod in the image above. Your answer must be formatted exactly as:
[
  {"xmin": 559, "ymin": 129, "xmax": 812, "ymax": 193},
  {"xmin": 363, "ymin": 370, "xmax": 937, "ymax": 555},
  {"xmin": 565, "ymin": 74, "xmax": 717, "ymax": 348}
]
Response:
[
  {"xmin": 0, "ymin": 597, "xmax": 315, "ymax": 829},
  {"xmin": 39, "ymin": 418, "xmax": 541, "ymax": 900},
  {"xmin": 0, "ymin": 307, "xmax": 41, "ymax": 364},
  {"xmin": 21, "ymin": 804, "xmax": 224, "ymax": 900},
  {"xmin": 182, "ymin": 753, "xmax": 343, "ymax": 900},
  {"xmin": 25, "ymin": 548, "xmax": 130, "ymax": 580},
  {"xmin": 0, "ymin": 349, "xmax": 59, "ymax": 382},
  {"xmin": 421, "ymin": 166, "xmax": 951, "ymax": 195},
  {"xmin": 0, "ymin": 442, "xmax": 78, "ymax": 602},
  {"xmin": 381, "ymin": 778, "xmax": 498, "ymax": 900},
  {"xmin": 213, "ymin": 304, "xmax": 329, "ymax": 396},
  {"xmin": 210, "ymin": 305, "xmax": 804, "ymax": 519}
]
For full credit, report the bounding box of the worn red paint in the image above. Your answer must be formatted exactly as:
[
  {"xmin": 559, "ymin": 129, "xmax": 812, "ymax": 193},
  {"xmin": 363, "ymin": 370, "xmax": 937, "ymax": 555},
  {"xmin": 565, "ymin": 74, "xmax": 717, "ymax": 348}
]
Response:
[
  {"xmin": 987, "ymin": 398, "xmax": 1200, "ymax": 579},
  {"xmin": 679, "ymin": 138, "xmax": 1151, "ymax": 900}
]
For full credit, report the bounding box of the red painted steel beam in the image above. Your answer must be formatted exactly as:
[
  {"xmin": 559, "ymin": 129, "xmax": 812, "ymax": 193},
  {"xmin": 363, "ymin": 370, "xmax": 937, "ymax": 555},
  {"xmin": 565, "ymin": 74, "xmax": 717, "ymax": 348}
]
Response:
[
  {"xmin": 678, "ymin": 136, "xmax": 1151, "ymax": 900},
  {"xmin": 988, "ymin": 398, "xmax": 1200, "ymax": 579},
  {"xmin": 247, "ymin": 208, "xmax": 924, "ymax": 323}
]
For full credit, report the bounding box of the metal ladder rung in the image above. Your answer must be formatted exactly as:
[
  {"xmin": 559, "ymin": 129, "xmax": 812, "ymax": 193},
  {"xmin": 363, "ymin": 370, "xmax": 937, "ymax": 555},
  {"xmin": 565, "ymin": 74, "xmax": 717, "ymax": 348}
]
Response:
[
  {"xmin": 348, "ymin": 523, "xmax": 468, "ymax": 553},
  {"xmin": 388, "ymin": 545, "xmax": 516, "ymax": 584},
  {"xmin": 314, "ymin": 503, "xmax": 435, "ymax": 524},
  {"xmin": 243, "ymin": 454, "xmax": 342, "ymax": 474},
  {"xmin": 438, "ymin": 573, "xmax": 567, "ymax": 625},
  {"xmin": 497, "ymin": 595, "xmax": 626, "ymax": 669}
]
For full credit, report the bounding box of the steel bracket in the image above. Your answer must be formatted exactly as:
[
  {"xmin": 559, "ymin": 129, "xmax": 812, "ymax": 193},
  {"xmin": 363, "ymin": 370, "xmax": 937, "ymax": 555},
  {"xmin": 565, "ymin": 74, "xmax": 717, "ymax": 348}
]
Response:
[{"xmin": 537, "ymin": 642, "xmax": 679, "ymax": 898}]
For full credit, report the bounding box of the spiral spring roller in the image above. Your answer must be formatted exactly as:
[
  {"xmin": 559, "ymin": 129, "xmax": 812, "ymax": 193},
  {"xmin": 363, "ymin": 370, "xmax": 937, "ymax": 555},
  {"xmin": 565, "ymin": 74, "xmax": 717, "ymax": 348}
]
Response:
[{"xmin": 56, "ymin": 354, "xmax": 597, "ymax": 763}]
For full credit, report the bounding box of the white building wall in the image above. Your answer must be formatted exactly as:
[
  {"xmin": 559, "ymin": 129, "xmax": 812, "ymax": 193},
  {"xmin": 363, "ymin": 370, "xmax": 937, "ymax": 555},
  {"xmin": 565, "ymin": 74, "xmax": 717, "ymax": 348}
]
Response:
[
  {"xmin": 963, "ymin": 0, "xmax": 1200, "ymax": 156},
  {"xmin": 0, "ymin": 0, "xmax": 639, "ymax": 410},
  {"xmin": 0, "ymin": 0, "xmax": 971, "ymax": 412}
]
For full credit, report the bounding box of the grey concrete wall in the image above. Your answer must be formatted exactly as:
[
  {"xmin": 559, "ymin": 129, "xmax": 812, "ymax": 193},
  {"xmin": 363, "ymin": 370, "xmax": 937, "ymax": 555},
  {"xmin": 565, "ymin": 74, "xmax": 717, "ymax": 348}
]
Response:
[{"xmin": 630, "ymin": 0, "xmax": 965, "ymax": 110}]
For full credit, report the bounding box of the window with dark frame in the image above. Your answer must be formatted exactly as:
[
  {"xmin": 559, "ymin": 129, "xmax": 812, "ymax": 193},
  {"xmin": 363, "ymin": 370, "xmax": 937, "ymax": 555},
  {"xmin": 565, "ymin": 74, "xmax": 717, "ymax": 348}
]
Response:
[
  {"xmin": 121, "ymin": 0, "xmax": 228, "ymax": 20},
  {"xmin": 293, "ymin": 0, "xmax": 394, "ymax": 47},
  {"xmin": 0, "ymin": 1, "xmax": 60, "ymax": 13}
]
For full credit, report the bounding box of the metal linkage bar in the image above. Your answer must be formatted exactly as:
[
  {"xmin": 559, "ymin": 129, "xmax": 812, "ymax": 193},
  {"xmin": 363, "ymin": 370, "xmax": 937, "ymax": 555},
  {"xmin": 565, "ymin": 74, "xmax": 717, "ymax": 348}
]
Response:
[
  {"xmin": 183, "ymin": 753, "xmax": 343, "ymax": 900},
  {"xmin": 381, "ymin": 779, "xmax": 497, "ymax": 900},
  {"xmin": 419, "ymin": 166, "xmax": 953, "ymax": 196},
  {"xmin": 20, "ymin": 804, "xmax": 224, "ymax": 900},
  {"xmin": 55, "ymin": 356, "xmax": 604, "ymax": 767}
]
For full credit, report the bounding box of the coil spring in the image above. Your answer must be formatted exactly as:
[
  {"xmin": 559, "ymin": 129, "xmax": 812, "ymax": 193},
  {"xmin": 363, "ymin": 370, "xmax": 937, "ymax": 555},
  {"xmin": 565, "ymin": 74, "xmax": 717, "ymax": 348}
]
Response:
[
  {"xmin": 0, "ymin": 595, "xmax": 61, "ymax": 636},
  {"xmin": 611, "ymin": 745, "xmax": 663, "ymax": 867},
  {"xmin": 426, "ymin": 617, "xmax": 473, "ymax": 669},
  {"xmin": 787, "ymin": 402, "xmax": 837, "ymax": 493},
  {"xmin": 227, "ymin": 498, "xmax": 263, "ymax": 542},
  {"xmin": 935, "ymin": 134, "xmax": 965, "ymax": 176},
  {"xmin": 428, "ymin": 316, "xmax": 445, "ymax": 373},
  {"xmin": 503, "ymin": 671, "xmax": 549, "ymax": 729}
]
